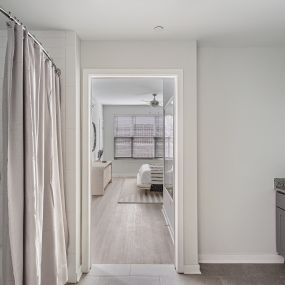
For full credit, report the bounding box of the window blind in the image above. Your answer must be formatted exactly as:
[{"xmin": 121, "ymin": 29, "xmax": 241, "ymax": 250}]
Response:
[{"xmin": 114, "ymin": 115, "xmax": 163, "ymax": 159}]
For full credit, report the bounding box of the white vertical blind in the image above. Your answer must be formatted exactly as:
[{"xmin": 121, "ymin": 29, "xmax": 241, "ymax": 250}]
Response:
[
  {"xmin": 133, "ymin": 138, "xmax": 155, "ymax": 158},
  {"xmin": 114, "ymin": 138, "xmax": 132, "ymax": 158},
  {"xmin": 114, "ymin": 115, "xmax": 163, "ymax": 158},
  {"xmin": 114, "ymin": 116, "xmax": 133, "ymax": 137}
]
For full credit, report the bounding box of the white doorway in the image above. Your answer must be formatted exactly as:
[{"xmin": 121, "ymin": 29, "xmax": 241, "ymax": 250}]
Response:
[{"xmin": 81, "ymin": 69, "xmax": 185, "ymax": 273}]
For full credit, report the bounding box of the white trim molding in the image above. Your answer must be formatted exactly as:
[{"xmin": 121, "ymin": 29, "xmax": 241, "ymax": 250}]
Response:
[
  {"xmin": 81, "ymin": 68, "xmax": 198, "ymax": 274},
  {"xmin": 81, "ymin": 69, "xmax": 92, "ymax": 273},
  {"xmin": 184, "ymin": 265, "xmax": 201, "ymax": 274},
  {"xmin": 199, "ymin": 254, "xmax": 284, "ymax": 264}
]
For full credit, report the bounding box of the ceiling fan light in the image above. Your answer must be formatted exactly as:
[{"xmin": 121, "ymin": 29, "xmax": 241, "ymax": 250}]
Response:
[{"xmin": 150, "ymin": 100, "xmax": 159, "ymax": 107}]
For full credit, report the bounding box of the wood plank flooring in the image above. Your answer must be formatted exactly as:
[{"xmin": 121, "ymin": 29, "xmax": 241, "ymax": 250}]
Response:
[{"xmin": 91, "ymin": 178, "xmax": 174, "ymax": 264}]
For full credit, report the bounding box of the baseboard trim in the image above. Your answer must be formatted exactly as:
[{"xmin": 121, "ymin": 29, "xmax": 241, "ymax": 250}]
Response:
[
  {"xmin": 199, "ymin": 254, "xmax": 284, "ymax": 264},
  {"xmin": 184, "ymin": 264, "xmax": 201, "ymax": 274},
  {"xmin": 161, "ymin": 207, "xmax": 174, "ymax": 244}
]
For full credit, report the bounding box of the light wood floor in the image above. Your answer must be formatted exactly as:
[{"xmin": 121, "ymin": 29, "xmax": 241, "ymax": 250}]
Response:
[{"xmin": 91, "ymin": 178, "xmax": 174, "ymax": 264}]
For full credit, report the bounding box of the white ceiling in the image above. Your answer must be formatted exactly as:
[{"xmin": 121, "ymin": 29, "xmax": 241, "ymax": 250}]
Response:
[
  {"xmin": 92, "ymin": 78, "xmax": 163, "ymax": 105},
  {"xmin": 1, "ymin": 0, "xmax": 285, "ymax": 44}
]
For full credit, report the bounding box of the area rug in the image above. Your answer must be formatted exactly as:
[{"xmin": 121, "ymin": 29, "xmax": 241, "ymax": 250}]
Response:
[{"xmin": 118, "ymin": 178, "xmax": 163, "ymax": 204}]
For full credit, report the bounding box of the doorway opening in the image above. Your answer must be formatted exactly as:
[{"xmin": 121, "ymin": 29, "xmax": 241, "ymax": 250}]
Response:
[{"xmin": 82, "ymin": 70, "xmax": 184, "ymax": 273}]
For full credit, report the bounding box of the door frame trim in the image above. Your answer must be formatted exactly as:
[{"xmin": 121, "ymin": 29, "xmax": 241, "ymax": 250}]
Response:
[{"xmin": 81, "ymin": 69, "xmax": 191, "ymax": 273}]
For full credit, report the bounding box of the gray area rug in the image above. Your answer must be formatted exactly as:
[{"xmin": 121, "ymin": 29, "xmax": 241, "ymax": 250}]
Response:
[{"xmin": 118, "ymin": 178, "xmax": 163, "ymax": 204}]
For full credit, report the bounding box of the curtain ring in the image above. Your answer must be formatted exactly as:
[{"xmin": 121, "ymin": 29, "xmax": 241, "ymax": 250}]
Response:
[{"xmin": 45, "ymin": 57, "xmax": 50, "ymax": 66}]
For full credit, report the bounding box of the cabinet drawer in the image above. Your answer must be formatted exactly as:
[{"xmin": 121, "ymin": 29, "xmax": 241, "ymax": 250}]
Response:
[
  {"xmin": 277, "ymin": 192, "xmax": 285, "ymax": 210},
  {"xmin": 276, "ymin": 207, "xmax": 285, "ymax": 256}
]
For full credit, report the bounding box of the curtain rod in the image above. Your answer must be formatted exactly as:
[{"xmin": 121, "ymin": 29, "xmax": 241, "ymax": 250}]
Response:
[{"xmin": 0, "ymin": 7, "xmax": 61, "ymax": 75}]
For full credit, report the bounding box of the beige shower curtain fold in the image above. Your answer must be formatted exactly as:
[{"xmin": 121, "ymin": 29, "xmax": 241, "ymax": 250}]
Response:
[{"xmin": 2, "ymin": 22, "xmax": 68, "ymax": 285}]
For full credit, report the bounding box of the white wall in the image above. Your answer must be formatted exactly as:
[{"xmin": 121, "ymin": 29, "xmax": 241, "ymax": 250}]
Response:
[
  {"xmin": 82, "ymin": 41, "xmax": 285, "ymax": 265},
  {"xmin": 103, "ymin": 105, "xmax": 162, "ymax": 176},
  {"xmin": 198, "ymin": 47, "xmax": 285, "ymax": 263},
  {"xmin": 81, "ymin": 40, "xmax": 198, "ymax": 269}
]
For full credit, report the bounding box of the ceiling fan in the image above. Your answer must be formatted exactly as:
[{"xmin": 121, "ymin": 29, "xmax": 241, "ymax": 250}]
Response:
[{"xmin": 142, "ymin": 93, "xmax": 162, "ymax": 107}]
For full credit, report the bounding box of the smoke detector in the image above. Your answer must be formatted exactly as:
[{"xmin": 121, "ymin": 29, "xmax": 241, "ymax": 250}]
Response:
[{"xmin": 153, "ymin": 25, "xmax": 164, "ymax": 31}]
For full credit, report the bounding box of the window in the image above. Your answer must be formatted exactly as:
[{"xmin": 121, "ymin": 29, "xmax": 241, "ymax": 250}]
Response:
[{"xmin": 114, "ymin": 115, "xmax": 163, "ymax": 159}]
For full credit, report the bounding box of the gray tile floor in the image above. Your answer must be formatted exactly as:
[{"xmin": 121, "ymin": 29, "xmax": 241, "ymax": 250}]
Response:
[{"xmin": 76, "ymin": 263, "xmax": 285, "ymax": 284}]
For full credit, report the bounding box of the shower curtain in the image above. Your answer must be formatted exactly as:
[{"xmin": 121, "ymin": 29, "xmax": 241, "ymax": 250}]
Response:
[{"xmin": 2, "ymin": 22, "xmax": 68, "ymax": 285}]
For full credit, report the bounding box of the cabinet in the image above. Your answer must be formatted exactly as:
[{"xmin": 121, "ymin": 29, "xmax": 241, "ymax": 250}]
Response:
[
  {"xmin": 276, "ymin": 191, "xmax": 285, "ymax": 257},
  {"xmin": 92, "ymin": 161, "xmax": 112, "ymax": 195}
]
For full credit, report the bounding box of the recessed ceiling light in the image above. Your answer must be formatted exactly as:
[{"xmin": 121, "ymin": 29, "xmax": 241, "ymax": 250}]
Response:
[{"xmin": 153, "ymin": 25, "xmax": 164, "ymax": 31}]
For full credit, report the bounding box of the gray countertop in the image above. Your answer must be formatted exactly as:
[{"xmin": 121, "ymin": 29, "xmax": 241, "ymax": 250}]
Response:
[{"xmin": 275, "ymin": 178, "xmax": 285, "ymax": 194}]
